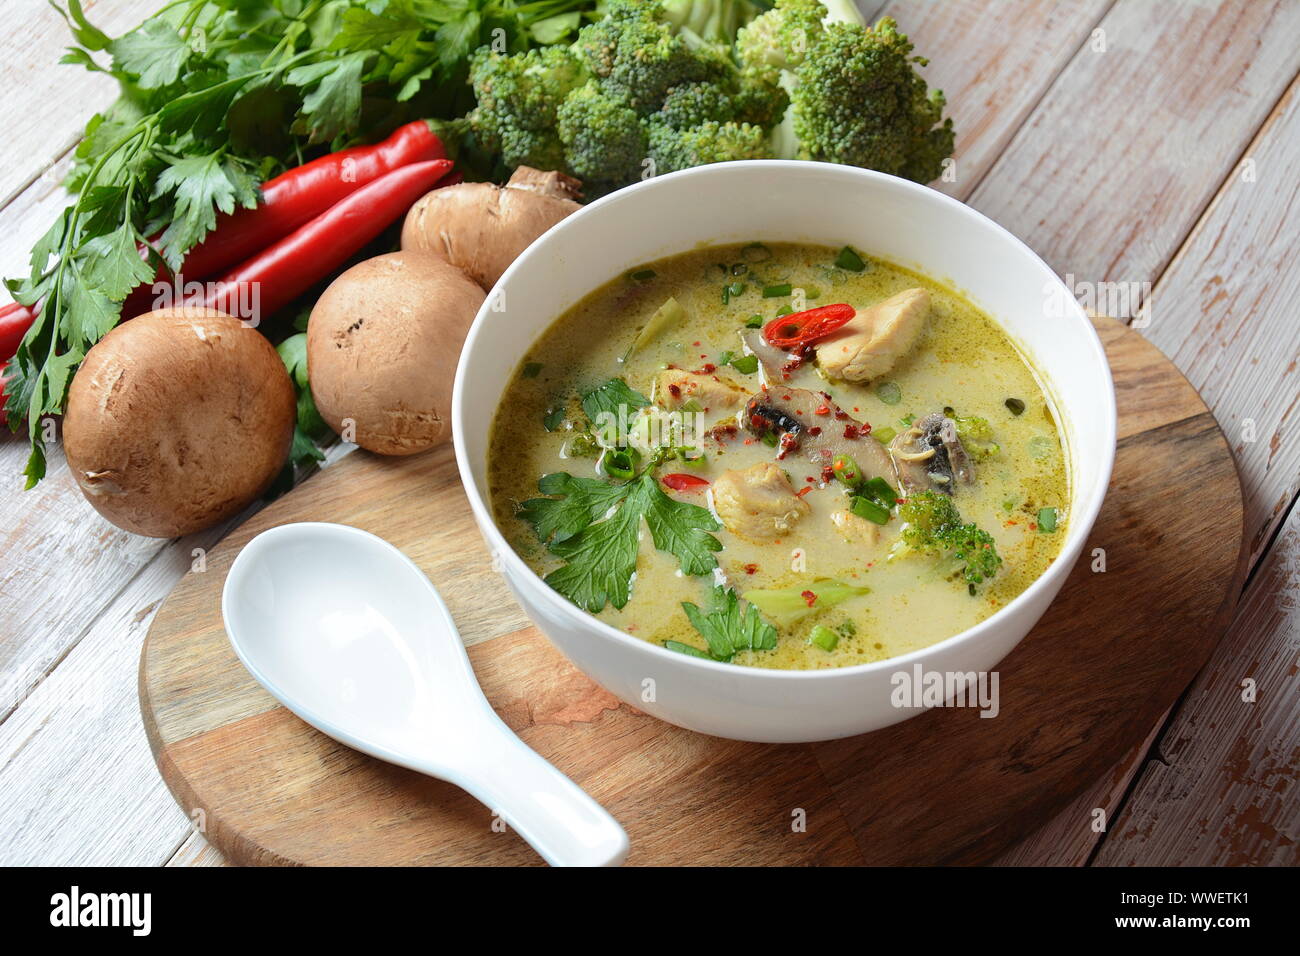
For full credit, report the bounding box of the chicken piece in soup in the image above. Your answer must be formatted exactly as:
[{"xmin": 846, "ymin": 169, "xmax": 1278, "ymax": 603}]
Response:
[{"xmin": 489, "ymin": 242, "xmax": 1069, "ymax": 670}]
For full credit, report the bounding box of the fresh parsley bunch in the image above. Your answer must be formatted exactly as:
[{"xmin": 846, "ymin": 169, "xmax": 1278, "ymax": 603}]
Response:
[{"xmin": 7, "ymin": 0, "xmax": 596, "ymax": 485}]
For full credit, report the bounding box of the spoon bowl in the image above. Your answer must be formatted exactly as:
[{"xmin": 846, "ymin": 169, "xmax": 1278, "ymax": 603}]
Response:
[{"xmin": 222, "ymin": 521, "xmax": 628, "ymax": 867}]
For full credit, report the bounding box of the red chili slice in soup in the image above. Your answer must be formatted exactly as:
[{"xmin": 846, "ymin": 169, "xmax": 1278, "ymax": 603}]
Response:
[
  {"xmin": 762, "ymin": 303, "xmax": 855, "ymax": 350},
  {"xmin": 661, "ymin": 473, "xmax": 710, "ymax": 491}
]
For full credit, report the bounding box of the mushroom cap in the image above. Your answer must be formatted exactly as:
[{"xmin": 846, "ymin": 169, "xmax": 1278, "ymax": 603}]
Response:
[
  {"xmin": 306, "ymin": 251, "xmax": 486, "ymax": 455},
  {"xmin": 400, "ymin": 182, "xmax": 580, "ymax": 289},
  {"xmin": 63, "ymin": 307, "xmax": 296, "ymax": 537}
]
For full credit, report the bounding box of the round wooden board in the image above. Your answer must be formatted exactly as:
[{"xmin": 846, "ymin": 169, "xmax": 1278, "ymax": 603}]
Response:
[{"xmin": 140, "ymin": 317, "xmax": 1246, "ymax": 866}]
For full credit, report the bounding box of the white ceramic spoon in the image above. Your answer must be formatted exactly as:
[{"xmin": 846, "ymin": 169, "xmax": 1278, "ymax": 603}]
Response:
[{"xmin": 221, "ymin": 521, "xmax": 628, "ymax": 867}]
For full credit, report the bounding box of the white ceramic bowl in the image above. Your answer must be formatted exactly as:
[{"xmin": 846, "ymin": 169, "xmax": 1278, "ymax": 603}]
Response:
[{"xmin": 453, "ymin": 161, "xmax": 1115, "ymax": 743}]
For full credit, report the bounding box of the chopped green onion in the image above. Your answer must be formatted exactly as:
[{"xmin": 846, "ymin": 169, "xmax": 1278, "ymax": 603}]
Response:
[
  {"xmin": 761, "ymin": 431, "xmax": 778, "ymax": 447},
  {"xmin": 1005, "ymin": 397, "xmax": 1026, "ymax": 416},
  {"xmin": 1038, "ymin": 507, "xmax": 1058, "ymax": 532},
  {"xmin": 775, "ymin": 304, "xmax": 794, "ymax": 317},
  {"xmin": 742, "ymin": 242, "xmax": 772, "ymax": 263},
  {"xmin": 850, "ymin": 495, "xmax": 891, "ymax": 524},
  {"xmin": 522, "ymin": 362, "xmax": 543, "ymax": 378},
  {"xmin": 602, "ymin": 447, "xmax": 640, "ymax": 480},
  {"xmin": 876, "ymin": 382, "xmax": 902, "ymax": 405},
  {"xmin": 763, "ymin": 282, "xmax": 793, "ymax": 298},
  {"xmin": 729, "ymin": 354, "xmax": 759, "ymax": 375},
  {"xmin": 745, "ymin": 313, "xmax": 763, "ymax": 328},
  {"xmin": 543, "ymin": 406, "xmax": 565, "ymax": 432},
  {"xmin": 833, "ymin": 453, "xmax": 864, "ymax": 488},
  {"xmin": 665, "ymin": 640, "xmax": 712, "ymax": 659},
  {"xmin": 679, "ymin": 398, "xmax": 703, "ymax": 413},
  {"xmin": 873, "ymin": 426, "xmax": 896, "ymax": 444},
  {"xmin": 862, "ymin": 476, "xmax": 898, "ymax": 506},
  {"xmin": 809, "ymin": 624, "xmax": 839, "ymax": 652},
  {"xmin": 943, "ymin": 405, "xmax": 955, "ymax": 417},
  {"xmin": 834, "ymin": 246, "xmax": 866, "ymax": 272},
  {"xmin": 629, "ymin": 269, "xmax": 656, "ymax": 282},
  {"xmin": 899, "ymin": 413, "xmax": 915, "ymax": 427},
  {"xmin": 679, "ymin": 450, "xmax": 708, "ymax": 469},
  {"xmin": 722, "ymin": 281, "xmax": 746, "ymax": 303},
  {"xmin": 717, "ymin": 350, "xmax": 733, "ymax": 366}
]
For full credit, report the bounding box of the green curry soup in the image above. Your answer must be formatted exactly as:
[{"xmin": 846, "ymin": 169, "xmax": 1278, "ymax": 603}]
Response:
[{"xmin": 488, "ymin": 242, "xmax": 1068, "ymax": 670}]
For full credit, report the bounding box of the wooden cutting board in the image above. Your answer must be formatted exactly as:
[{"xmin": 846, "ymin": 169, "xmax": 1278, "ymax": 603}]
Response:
[{"xmin": 139, "ymin": 317, "xmax": 1247, "ymax": 866}]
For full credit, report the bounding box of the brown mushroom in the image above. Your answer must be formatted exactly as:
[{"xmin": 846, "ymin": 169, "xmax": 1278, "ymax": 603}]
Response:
[
  {"xmin": 306, "ymin": 250, "xmax": 485, "ymax": 456},
  {"xmin": 400, "ymin": 166, "xmax": 582, "ymax": 289},
  {"xmin": 62, "ymin": 307, "xmax": 296, "ymax": 537}
]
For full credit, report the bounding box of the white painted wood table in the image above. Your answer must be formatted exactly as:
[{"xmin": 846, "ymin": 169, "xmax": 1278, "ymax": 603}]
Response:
[{"xmin": 1, "ymin": 0, "xmax": 1296, "ymax": 867}]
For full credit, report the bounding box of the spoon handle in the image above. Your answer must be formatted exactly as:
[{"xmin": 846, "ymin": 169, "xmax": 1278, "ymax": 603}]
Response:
[{"xmin": 459, "ymin": 716, "xmax": 629, "ymax": 867}]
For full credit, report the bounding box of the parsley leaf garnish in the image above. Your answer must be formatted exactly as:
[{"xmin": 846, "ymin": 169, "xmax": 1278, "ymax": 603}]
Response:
[
  {"xmin": 519, "ymin": 473, "xmax": 630, "ymax": 547},
  {"xmin": 519, "ymin": 472, "xmax": 721, "ymax": 613},
  {"xmin": 580, "ymin": 378, "xmax": 649, "ymax": 423},
  {"xmin": 678, "ymin": 587, "xmax": 778, "ymax": 662}
]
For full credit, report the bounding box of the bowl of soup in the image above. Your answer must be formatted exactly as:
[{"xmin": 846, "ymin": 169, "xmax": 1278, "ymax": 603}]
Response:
[{"xmin": 453, "ymin": 161, "xmax": 1115, "ymax": 742}]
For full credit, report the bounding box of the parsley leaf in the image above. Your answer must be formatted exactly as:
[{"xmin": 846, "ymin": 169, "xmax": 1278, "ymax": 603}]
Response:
[
  {"xmin": 580, "ymin": 378, "xmax": 649, "ymax": 423},
  {"xmin": 80, "ymin": 223, "xmax": 155, "ymax": 302},
  {"xmin": 111, "ymin": 19, "xmax": 191, "ymax": 89},
  {"xmin": 679, "ymin": 587, "xmax": 778, "ymax": 662},
  {"xmin": 288, "ymin": 53, "xmax": 369, "ymax": 144},
  {"xmin": 520, "ymin": 473, "xmax": 720, "ymax": 613},
  {"xmin": 519, "ymin": 473, "xmax": 630, "ymax": 547},
  {"xmin": 151, "ymin": 153, "xmax": 259, "ymax": 269}
]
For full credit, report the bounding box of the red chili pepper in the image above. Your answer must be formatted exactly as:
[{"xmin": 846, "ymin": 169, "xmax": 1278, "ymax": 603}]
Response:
[
  {"xmin": 661, "ymin": 473, "xmax": 710, "ymax": 491},
  {"xmin": 1, "ymin": 302, "xmax": 34, "ymax": 360},
  {"xmin": 193, "ymin": 159, "xmax": 453, "ymax": 320},
  {"xmin": 119, "ymin": 121, "xmax": 447, "ymax": 318},
  {"xmin": 763, "ymin": 303, "xmax": 855, "ymax": 350}
]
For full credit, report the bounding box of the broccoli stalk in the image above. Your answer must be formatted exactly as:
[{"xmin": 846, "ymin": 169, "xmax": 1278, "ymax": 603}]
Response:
[{"xmin": 894, "ymin": 490, "xmax": 1002, "ymax": 589}]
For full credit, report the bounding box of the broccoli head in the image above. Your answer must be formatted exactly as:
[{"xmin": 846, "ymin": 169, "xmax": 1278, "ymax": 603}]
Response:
[
  {"xmin": 733, "ymin": 63, "xmax": 791, "ymax": 127},
  {"xmin": 735, "ymin": 0, "xmax": 829, "ymax": 70},
  {"xmin": 558, "ymin": 82, "xmax": 649, "ymax": 186},
  {"xmin": 789, "ymin": 17, "xmax": 955, "ymax": 181},
  {"xmin": 574, "ymin": 0, "xmax": 718, "ymax": 113},
  {"xmin": 659, "ymin": 81, "xmax": 735, "ymax": 129},
  {"xmin": 647, "ymin": 119, "xmax": 769, "ymax": 174},
  {"xmin": 951, "ymin": 414, "xmax": 1000, "ymax": 461},
  {"xmin": 468, "ymin": 45, "xmax": 586, "ymax": 170},
  {"xmin": 897, "ymin": 490, "xmax": 1002, "ymax": 588}
]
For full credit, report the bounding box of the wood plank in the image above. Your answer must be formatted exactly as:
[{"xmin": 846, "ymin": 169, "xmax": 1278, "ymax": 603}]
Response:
[
  {"xmin": 1095, "ymin": 500, "xmax": 1300, "ymax": 866},
  {"xmin": 879, "ymin": 0, "xmax": 1113, "ymax": 201},
  {"xmin": 992, "ymin": 714, "xmax": 1164, "ymax": 866},
  {"xmin": 1141, "ymin": 78, "xmax": 1300, "ymax": 570},
  {"xmin": 0, "ymin": 540, "xmax": 206, "ymax": 865},
  {"xmin": 970, "ymin": 0, "xmax": 1300, "ymax": 290},
  {"xmin": 0, "ymin": 0, "xmax": 155, "ymax": 210}
]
